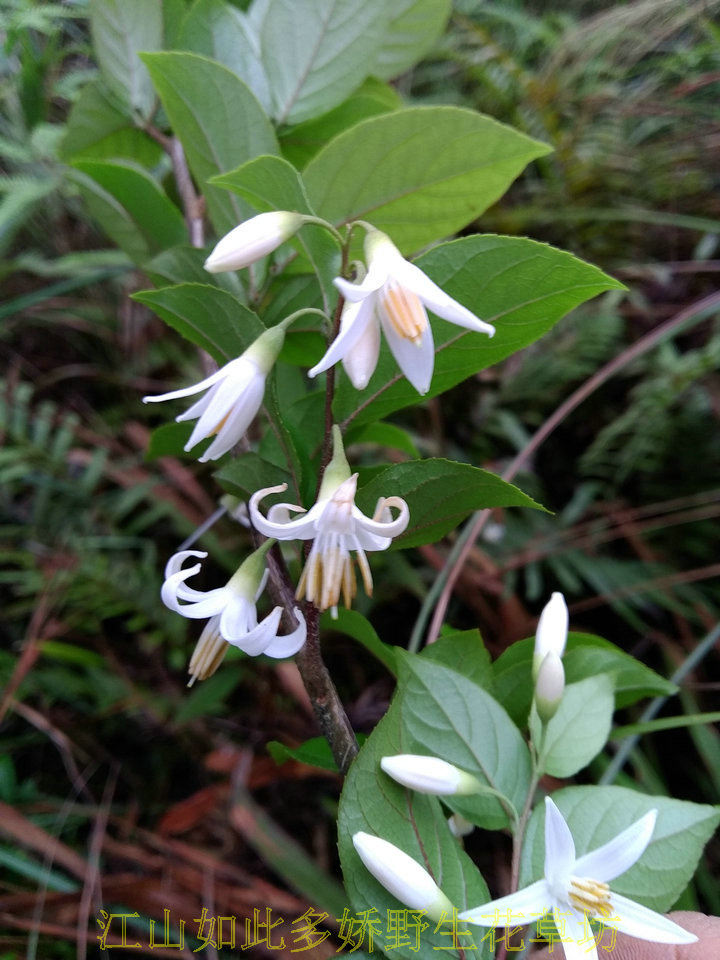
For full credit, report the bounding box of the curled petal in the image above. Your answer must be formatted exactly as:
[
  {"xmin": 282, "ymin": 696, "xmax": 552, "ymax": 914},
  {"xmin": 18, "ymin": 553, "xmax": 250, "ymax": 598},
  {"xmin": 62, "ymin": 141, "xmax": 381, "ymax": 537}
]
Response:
[
  {"xmin": 250, "ymin": 484, "xmax": 319, "ymax": 540},
  {"xmin": 354, "ymin": 496, "xmax": 409, "ymax": 542},
  {"xmin": 164, "ymin": 550, "xmax": 207, "ymax": 580},
  {"xmin": 227, "ymin": 607, "xmax": 283, "ymax": 656},
  {"xmin": 262, "ymin": 607, "xmax": 307, "ymax": 658}
]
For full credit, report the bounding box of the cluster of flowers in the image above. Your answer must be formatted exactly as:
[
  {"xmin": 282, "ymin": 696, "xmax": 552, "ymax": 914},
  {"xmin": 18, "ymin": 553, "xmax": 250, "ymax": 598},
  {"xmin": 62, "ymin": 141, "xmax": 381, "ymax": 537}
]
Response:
[
  {"xmin": 353, "ymin": 595, "xmax": 697, "ymax": 960},
  {"xmin": 145, "ymin": 212, "xmax": 494, "ymax": 682}
]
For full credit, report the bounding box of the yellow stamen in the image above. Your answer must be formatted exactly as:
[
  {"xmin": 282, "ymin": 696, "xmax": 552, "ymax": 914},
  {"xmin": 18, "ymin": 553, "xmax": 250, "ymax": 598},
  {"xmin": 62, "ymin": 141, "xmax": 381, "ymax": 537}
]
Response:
[
  {"xmin": 569, "ymin": 877, "xmax": 612, "ymax": 918},
  {"xmin": 382, "ymin": 285, "xmax": 427, "ymax": 343},
  {"xmin": 211, "ymin": 411, "xmax": 231, "ymax": 435},
  {"xmin": 188, "ymin": 624, "xmax": 228, "ymax": 686}
]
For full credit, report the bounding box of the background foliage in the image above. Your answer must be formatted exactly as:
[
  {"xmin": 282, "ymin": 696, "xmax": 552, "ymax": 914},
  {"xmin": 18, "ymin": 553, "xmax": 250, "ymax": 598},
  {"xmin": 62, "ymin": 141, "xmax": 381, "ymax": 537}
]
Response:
[{"xmin": 2, "ymin": 0, "xmax": 719, "ymax": 956}]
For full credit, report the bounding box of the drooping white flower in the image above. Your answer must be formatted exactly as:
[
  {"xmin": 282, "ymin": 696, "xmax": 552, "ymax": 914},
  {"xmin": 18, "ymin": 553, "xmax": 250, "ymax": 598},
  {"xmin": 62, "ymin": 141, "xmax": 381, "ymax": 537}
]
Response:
[
  {"xmin": 459, "ymin": 797, "xmax": 697, "ymax": 960},
  {"xmin": 204, "ymin": 211, "xmax": 304, "ymax": 273},
  {"xmin": 352, "ymin": 832, "xmax": 454, "ymax": 922},
  {"xmin": 248, "ymin": 426, "xmax": 409, "ymax": 616},
  {"xmin": 309, "ymin": 228, "xmax": 495, "ymax": 395},
  {"xmin": 381, "ymin": 755, "xmax": 483, "ymax": 796},
  {"xmin": 533, "ymin": 592, "xmax": 569, "ymax": 680},
  {"xmin": 161, "ymin": 544, "xmax": 306, "ymax": 684},
  {"xmin": 143, "ymin": 323, "xmax": 288, "ymax": 462}
]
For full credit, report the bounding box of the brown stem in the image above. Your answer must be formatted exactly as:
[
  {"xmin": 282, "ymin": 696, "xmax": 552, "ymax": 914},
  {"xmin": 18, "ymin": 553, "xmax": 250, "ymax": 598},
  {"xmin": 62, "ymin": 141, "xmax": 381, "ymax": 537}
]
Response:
[
  {"xmin": 261, "ymin": 540, "xmax": 358, "ymax": 775},
  {"xmin": 146, "ymin": 124, "xmax": 204, "ymax": 248}
]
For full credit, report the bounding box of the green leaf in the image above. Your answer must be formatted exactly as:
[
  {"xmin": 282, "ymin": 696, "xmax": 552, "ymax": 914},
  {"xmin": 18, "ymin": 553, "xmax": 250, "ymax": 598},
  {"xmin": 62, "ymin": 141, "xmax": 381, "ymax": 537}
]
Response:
[
  {"xmin": 71, "ymin": 160, "xmax": 186, "ymax": 258},
  {"xmin": 421, "ymin": 629, "xmax": 494, "ymax": 692},
  {"xmin": 345, "ymin": 421, "xmax": 420, "ymax": 459},
  {"xmin": 145, "ymin": 422, "xmax": 193, "ymax": 460},
  {"xmin": 267, "ymin": 734, "xmax": 367, "ymax": 772},
  {"xmin": 279, "ymin": 77, "xmax": 401, "ymax": 169},
  {"xmin": 60, "ymin": 79, "xmax": 129, "ymax": 158},
  {"xmin": 61, "ymin": 79, "xmax": 163, "ymax": 165},
  {"xmin": 372, "ymin": 0, "xmax": 452, "ymax": 80},
  {"xmin": 141, "ymin": 52, "xmax": 278, "ymax": 234},
  {"xmin": 176, "ymin": 0, "xmax": 271, "ymax": 112},
  {"xmin": 320, "ymin": 608, "xmax": 397, "ymax": 674},
  {"xmin": 89, "ymin": 0, "xmax": 163, "ymax": 118},
  {"xmin": 144, "ymin": 246, "xmax": 247, "ymax": 300},
  {"xmin": 176, "ymin": 665, "xmax": 244, "ymax": 722},
  {"xmin": 396, "ymin": 652, "xmax": 531, "ymax": 830},
  {"xmin": 258, "ymin": 0, "xmax": 389, "ymax": 125},
  {"xmin": 133, "ymin": 283, "xmax": 263, "ymax": 363},
  {"xmin": 493, "ymin": 632, "xmax": 677, "ymax": 728},
  {"xmin": 339, "ymin": 694, "xmax": 492, "ymax": 960},
  {"xmin": 531, "ymin": 675, "xmax": 615, "ymax": 778},
  {"xmin": 334, "ymin": 235, "xmax": 625, "ymax": 426},
  {"xmin": 355, "ymin": 459, "xmax": 542, "ymax": 550},
  {"xmin": 520, "ymin": 786, "xmax": 720, "ymax": 912},
  {"xmin": 304, "ymin": 107, "xmax": 551, "ymax": 253},
  {"xmin": 68, "ymin": 168, "xmax": 166, "ymax": 264},
  {"xmin": 214, "ymin": 452, "xmax": 291, "ymax": 501}
]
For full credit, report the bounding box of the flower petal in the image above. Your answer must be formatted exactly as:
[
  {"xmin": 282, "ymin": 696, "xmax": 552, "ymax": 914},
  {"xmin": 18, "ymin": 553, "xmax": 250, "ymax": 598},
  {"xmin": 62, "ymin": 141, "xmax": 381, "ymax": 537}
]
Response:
[
  {"xmin": 249, "ymin": 485, "xmax": 319, "ymax": 540},
  {"xmin": 308, "ymin": 298, "xmax": 376, "ymax": 379},
  {"xmin": 218, "ymin": 593, "xmax": 254, "ymax": 641},
  {"xmin": 380, "ymin": 307, "xmax": 435, "ymax": 395},
  {"xmin": 459, "ymin": 879, "xmax": 550, "ymax": 925},
  {"xmin": 544, "ymin": 798, "xmax": 576, "ymax": 885},
  {"xmin": 142, "ymin": 364, "xmax": 231, "ymax": 404},
  {"xmin": 164, "ymin": 550, "xmax": 207, "ymax": 580},
  {"xmin": 574, "ymin": 810, "xmax": 657, "ymax": 882},
  {"xmin": 604, "ymin": 892, "xmax": 698, "ymax": 944},
  {"xmin": 353, "ymin": 497, "xmax": 410, "ymax": 543},
  {"xmin": 342, "ymin": 306, "xmax": 381, "ymax": 389},
  {"xmin": 198, "ymin": 373, "xmax": 266, "ymax": 461},
  {"xmin": 560, "ymin": 909, "xmax": 598, "ymax": 960},
  {"xmin": 227, "ymin": 607, "xmax": 282, "ymax": 656},
  {"xmin": 262, "ymin": 607, "xmax": 307, "ymax": 658},
  {"xmin": 333, "ymin": 253, "xmax": 388, "ymax": 301},
  {"xmin": 395, "ymin": 259, "xmax": 496, "ymax": 336}
]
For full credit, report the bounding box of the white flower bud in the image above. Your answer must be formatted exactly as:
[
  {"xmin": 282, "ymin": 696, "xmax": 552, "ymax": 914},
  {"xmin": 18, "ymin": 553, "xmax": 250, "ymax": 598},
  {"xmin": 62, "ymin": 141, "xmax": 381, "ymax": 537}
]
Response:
[
  {"xmin": 448, "ymin": 813, "xmax": 475, "ymax": 838},
  {"xmin": 204, "ymin": 211, "xmax": 304, "ymax": 273},
  {"xmin": 352, "ymin": 832, "xmax": 454, "ymax": 921},
  {"xmin": 381, "ymin": 755, "xmax": 482, "ymax": 796},
  {"xmin": 534, "ymin": 651, "xmax": 565, "ymax": 722},
  {"xmin": 533, "ymin": 592, "xmax": 569, "ymax": 680}
]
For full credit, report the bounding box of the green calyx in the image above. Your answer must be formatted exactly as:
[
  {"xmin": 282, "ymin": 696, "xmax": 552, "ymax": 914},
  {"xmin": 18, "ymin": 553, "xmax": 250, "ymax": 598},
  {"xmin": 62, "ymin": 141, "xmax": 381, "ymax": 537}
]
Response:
[{"xmin": 318, "ymin": 425, "xmax": 352, "ymax": 500}]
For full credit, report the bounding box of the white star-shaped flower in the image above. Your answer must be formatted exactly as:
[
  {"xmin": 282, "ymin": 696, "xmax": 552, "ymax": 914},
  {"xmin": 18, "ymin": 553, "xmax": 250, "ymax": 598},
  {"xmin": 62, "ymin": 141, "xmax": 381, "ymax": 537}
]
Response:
[
  {"xmin": 459, "ymin": 797, "xmax": 697, "ymax": 960},
  {"xmin": 309, "ymin": 228, "xmax": 495, "ymax": 395},
  {"xmin": 162, "ymin": 548, "xmax": 305, "ymax": 683}
]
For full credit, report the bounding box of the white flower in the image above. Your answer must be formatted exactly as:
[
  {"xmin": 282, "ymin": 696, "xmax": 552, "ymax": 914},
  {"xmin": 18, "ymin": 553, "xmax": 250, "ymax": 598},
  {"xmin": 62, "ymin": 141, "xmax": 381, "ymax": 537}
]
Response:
[
  {"xmin": 248, "ymin": 427, "xmax": 409, "ymax": 616},
  {"xmin": 459, "ymin": 797, "xmax": 697, "ymax": 960},
  {"xmin": 143, "ymin": 324, "xmax": 288, "ymax": 462},
  {"xmin": 204, "ymin": 211, "xmax": 304, "ymax": 273},
  {"xmin": 352, "ymin": 832, "xmax": 454, "ymax": 922},
  {"xmin": 309, "ymin": 228, "xmax": 495, "ymax": 395},
  {"xmin": 533, "ymin": 592, "xmax": 569, "ymax": 680},
  {"xmin": 161, "ymin": 547, "xmax": 306, "ymax": 684},
  {"xmin": 534, "ymin": 651, "xmax": 566, "ymax": 722},
  {"xmin": 381, "ymin": 755, "xmax": 482, "ymax": 796}
]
